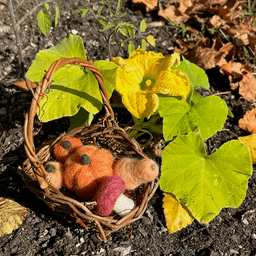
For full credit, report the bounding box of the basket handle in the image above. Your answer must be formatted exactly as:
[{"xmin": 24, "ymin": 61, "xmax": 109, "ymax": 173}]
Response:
[{"xmin": 24, "ymin": 57, "xmax": 117, "ymax": 191}]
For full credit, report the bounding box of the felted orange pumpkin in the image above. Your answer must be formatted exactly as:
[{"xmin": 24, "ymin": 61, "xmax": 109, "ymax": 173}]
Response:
[
  {"xmin": 63, "ymin": 145, "xmax": 114, "ymax": 199},
  {"xmin": 53, "ymin": 137, "xmax": 83, "ymax": 162},
  {"xmin": 114, "ymin": 158, "xmax": 159, "ymax": 190},
  {"xmin": 44, "ymin": 161, "xmax": 64, "ymax": 189}
]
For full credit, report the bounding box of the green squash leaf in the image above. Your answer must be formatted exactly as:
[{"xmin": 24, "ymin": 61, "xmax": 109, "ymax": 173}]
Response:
[
  {"xmin": 26, "ymin": 35, "xmax": 117, "ymax": 123},
  {"xmin": 94, "ymin": 60, "xmax": 118, "ymax": 99},
  {"xmin": 69, "ymin": 108, "xmax": 94, "ymax": 131},
  {"xmin": 172, "ymin": 56, "xmax": 210, "ymax": 90},
  {"xmin": 158, "ymin": 94, "xmax": 228, "ymax": 140},
  {"xmin": 27, "ymin": 35, "xmax": 87, "ymax": 82},
  {"xmin": 160, "ymin": 132, "xmax": 252, "ymax": 222}
]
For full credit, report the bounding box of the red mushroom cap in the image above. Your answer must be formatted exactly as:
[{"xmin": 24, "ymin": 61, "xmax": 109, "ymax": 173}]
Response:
[{"xmin": 95, "ymin": 175, "xmax": 125, "ymax": 216}]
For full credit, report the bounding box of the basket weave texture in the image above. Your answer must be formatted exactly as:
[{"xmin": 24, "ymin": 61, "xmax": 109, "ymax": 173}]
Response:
[{"xmin": 19, "ymin": 57, "xmax": 159, "ymax": 241}]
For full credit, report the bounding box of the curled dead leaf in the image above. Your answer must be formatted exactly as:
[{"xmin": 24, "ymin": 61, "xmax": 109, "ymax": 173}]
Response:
[
  {"xmin": 13, "ymin": 80, "xmax": 36, "ymax": 92},
  {"xmin": 132, "ymin": 0, "xmax": 158, "ymax": 12},
  {"xmin": 221, "ymin": 63, "xmax": 256, "ymax": 101},
  {"xmin": 158, "ymin": 5, "xmax": 189, "ymax": 25},
  {"xmin": 238, "ymin": 107, "xmax": 256, "ymax": 134},
  {"xmin": 176, "ymin": 37, "xmax": 235, "ymax": 70}
]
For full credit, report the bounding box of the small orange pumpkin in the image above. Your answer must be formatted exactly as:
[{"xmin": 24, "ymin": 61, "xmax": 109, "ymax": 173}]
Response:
[
  {"xmin": 44, "ymin": 161, "xmax": 64, "ymax": 189},
  {"xmin": 53, "ymin": 137, "xmax": 83, "ymax": 162},
  {"xmin": 63, "ymin": 145, "xmax": 114, "ymax": 200}
]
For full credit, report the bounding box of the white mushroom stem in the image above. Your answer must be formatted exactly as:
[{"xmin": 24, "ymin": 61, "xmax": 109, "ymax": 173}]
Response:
[{"xmin": 114, "ymin": 193, "xmax": 135, "ymax": 217}]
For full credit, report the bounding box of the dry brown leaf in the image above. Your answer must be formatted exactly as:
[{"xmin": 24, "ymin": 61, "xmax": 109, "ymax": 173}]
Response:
[
  {"xmin": 132, "ymin": 0, "xmax": 158, "ymax": 12},
  {"xmin": 13, "ymin": 80, "xmax": 36, "ymax": 92},
  {"xmin": 238, "ymin": 107, "xmax": 256, "ymax": 134},
  {"xmin": 248, "ymin": 33, "xmax": 256, "ymax": 51},
  {"xmin": 158, "ymin": 5, "xmax": 189, "ymax": 25},
  {"xmin": 177, "ymin": 38, "xmax": 235, "ymax": 70},
  {"xmin": 174, "ymin": 39, "xmax": 197, "ymax": 55},
  {"xmin": 221, "ymin": 62, "xmax": 256, "ymax": 101}
]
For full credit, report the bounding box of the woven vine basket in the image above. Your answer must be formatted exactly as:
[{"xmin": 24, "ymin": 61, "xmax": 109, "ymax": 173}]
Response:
[{"xmin": 18, "ymin": 57, "xmax": 159, "ymax": 242}]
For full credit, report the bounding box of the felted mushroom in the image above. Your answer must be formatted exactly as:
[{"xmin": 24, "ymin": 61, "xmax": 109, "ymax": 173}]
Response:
[
  {"xmin": 114, "ymin": 158, "xmax": 159, "ymax": 190},
  {"xmin": 44, "ymin": 161, "xmax": 64, "ymax": 189},
  {"xmin": 53, "ymin": 137, "xmax": 83, "ymax": 162},
  {"xmin": 94, "ymin": 175, "xmax": 135, "ymax": 217},
  {"xmin": 63, "ymin": 145, "xmax": 114, "ymax": 199}
]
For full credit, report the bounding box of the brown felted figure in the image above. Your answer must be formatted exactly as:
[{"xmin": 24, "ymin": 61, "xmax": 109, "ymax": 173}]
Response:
[
  {"xmin": 63, "ymin": 145, "xmax": 114, "ymax": 200},
  {"xmin": 44, "ymin": 161, "xmax": 64, "ymax": 189},
  {"xmin": 53, "ymin": 137, "xmax": 83, "ymax": 162},
  {"xmin": 113, "ymin": 158, "xmax": 159, "ymax": 190}
]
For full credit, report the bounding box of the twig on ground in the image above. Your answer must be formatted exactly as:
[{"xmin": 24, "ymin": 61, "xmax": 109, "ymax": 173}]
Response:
[{"xmin": 8, "ymin": 0, "xmax": 35, "ymax": 95}]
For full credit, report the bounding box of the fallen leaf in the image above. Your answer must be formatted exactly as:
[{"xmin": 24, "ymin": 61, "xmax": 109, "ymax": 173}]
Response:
[
  {"xmin": 238, "ymin": 107, "xmax": 256, "ymax": 134},
  {"xmin": 158, "ymin": 5, "xmax": 189, "ymax": 25},
  {"xmin": 248, "ymin": 33, "xmax": 256, "ymax": 51},
  {"xmin": 132, "ymin": 0, "xmax": 158, "ymax": 12},
  {"xmin": 221, "ymin": 62, "xmax": 256, "ymax": 101},
  {"xmin": 13, "ymin": 80, "xmax": 36, "ymax": 92},
  {"xmin": 163, "ymin": 193, "xmax": 194, "ymax": 233},
  {"xmin": 0, "ymin": 198, "xmax": 30, "ymax": 237},
  {"xmin": 177, "ymin": 38, "xmax": 235, "ymax": 70},
  {"xmin": 238, "ymin": 134, "xmax": 256, "ymax": 164}
]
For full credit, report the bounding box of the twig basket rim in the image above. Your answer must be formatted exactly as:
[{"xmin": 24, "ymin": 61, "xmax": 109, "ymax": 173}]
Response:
[{"xmin": 19, "ymin": 57, "xmax": 159, "ymax": 242}]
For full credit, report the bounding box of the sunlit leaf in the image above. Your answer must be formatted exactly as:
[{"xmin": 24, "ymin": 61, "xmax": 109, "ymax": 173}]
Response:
[
  {"xmin": 128, "ymin": 42, "xmax": 135, "ymax": 55},
  {"xmin": 160, "ymin": 132, "xmax": 252, "ymax": 222},
  {"xmin": 0, "ymin": 198, "xmax": 29, "ymax": 237},
  {"xmin": 146, "ymin": 35, "xmax": 155, "ymax": 47},
  {"xmin": 55, "ymin": 4, "xmax": 59, "ymax": 29},
  {"xmin": 172, "ymin": 56, "xmax": 210, "ymax": 90},
  {"xmin": 26, "ymin": 35, "xmax": 117, "ymax": 123},
  {"xmin": 37, "ymin": 10, "xmax": 51, "ymax": 36},
  {"xmin": 238, "ymin": 134, "xmax": 256, "ymax": 164},
  {"xmin": 140, "ymin": 19, "xmax": 147, "ymax": 32},
  {"xmin": 141, "ymin": 39, "xmax": 147, "ymax": 50},
  {"xmin": 163, "ymin": 193, "xmax": 194, "ymax": 233},
  {"xmin": 158, "ymin": 94, "xmax": 228, "ymax": 140}
]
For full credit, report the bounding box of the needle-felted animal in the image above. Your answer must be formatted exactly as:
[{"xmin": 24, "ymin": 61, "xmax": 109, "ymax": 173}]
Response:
[
  {"xmin": 113, "ymin": 158, "xmax": 159, "ymax": 190},
  {"xmin": 44, "ymin": 161, "xmax": 64, "ymax": 189},
  {"xmin": 63, "ymin": 145, "xmax": 114, "ymax": 200},
  {"xmin": 53, "ymin": 137, "xmax": 83, "ymax": 162}
]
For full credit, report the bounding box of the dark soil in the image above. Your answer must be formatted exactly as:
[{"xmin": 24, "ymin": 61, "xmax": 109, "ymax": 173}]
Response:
[{"xmin": 0, "ymin": 0, "xmax": 256, "ymax": 255}]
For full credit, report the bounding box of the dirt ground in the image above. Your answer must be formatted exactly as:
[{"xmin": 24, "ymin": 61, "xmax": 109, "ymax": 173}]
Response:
[{"xmin": 0, "ymin": 0, "xmax": 256, "ymax": 255}]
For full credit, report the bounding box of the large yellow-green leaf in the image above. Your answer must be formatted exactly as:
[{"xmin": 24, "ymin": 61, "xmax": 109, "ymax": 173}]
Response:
[
  {"xmin": 158, "ymin": 94, "xmax": 228, "ymax": 140},
  {"xmin": 35, "ymin": 66, "xmax": 102, "ymax": 122},
  {"xmin": 171, "ymin": 56, "xmax": 210, "ymax": 90},
  {"xmin": 0, "ymin": 198, "xmax": 29, "ymax": 237},
  {"xmin": 26, "ymin": 35, "xmax": 117, "ymax": 123},
  {"xmin": 160, "ymin": 133, "xmax": 252, "ymax": 222},
  {"xmin": 94, "ymin": 60, "xmax": 118, "ymax": 99},
  {"xmin": 27, "ymin": 35, "xmax": 87, "ymax": 82}
]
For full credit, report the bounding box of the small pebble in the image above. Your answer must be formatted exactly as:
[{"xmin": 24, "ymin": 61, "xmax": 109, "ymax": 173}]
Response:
[{"xmin": 71, "ymin": 29, "xmax": 78, "ymax": 35}]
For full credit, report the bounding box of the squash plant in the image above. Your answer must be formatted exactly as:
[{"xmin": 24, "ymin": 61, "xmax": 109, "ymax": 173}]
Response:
[{"xmin": 26, "ymin": 34, "xmax": 252, "ymax": 233}]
